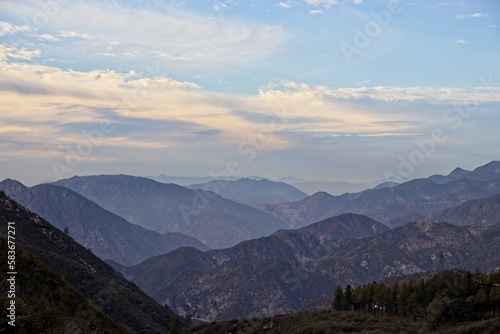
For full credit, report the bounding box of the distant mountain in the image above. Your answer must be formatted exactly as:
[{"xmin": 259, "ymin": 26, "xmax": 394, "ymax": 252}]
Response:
[
  {"xmin": 372, "ymin": 181, "xmax": 400, "ymax": 190},
  {"xmin": 428, "ymin": 161, "xmax": 500, "ymax": 184},
  {"xmin": 279, "ymin": 213, "xmax": 390, "ymax": 239},
  {"xmin": 113, "ymin": 214, "xmax": 500, "ymax": 321},
  {"xmin": 0, "ymin": 179, "xmax": 208, "ymax": 266},
  {"xmin": 277, "ymin": 177, "xmax": 374, "ymax": 195},
  {"xmin": 148, "ymin": 174, "xmax": 238, "ymax": 186},
  {"xmin": 187, "ymin": 178, "xmax": 308, "ymax": 204},
  {"xmin": 263, "ymin": 161, "xmax": 500, "ymax": 228},
  {"xmin": 386, "ymin": 212, "xmax": 426, "ymax": 228},
  {"xmin": 0, "ymin": 192, "xmax": 186, "ymax": 333},
  {"xmin": 426, "ymin": 194, "xmax": 500, "ymax": 227},
  {"xmin": 53, "ymin": 175, "xmax": 286, "ymax": 248}
]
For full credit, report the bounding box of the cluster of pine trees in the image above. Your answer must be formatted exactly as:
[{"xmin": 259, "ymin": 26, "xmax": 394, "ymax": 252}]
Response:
[{"xmin": 332, "ymin": 270, "xmax": 500, "ymax": 328}]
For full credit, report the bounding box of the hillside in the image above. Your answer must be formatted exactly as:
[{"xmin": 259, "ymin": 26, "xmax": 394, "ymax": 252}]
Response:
[
  {"xmin": 186, "ymin": 178, "xmax": 308, "ymax": 204},
  {"xmin": 0, "ymin": 192, "xmax": 186, "ymax": 333},
  {"xmin": 263, "ymin": 161, "xmax": 500, "ymax": 228},
  {"xmin": 0, "ymin": 238, "xmax": 129, "ymax": 333},
  {"xmin": 0, "ymin": 179, "xmax": 208, "ymax": 266},
  {"xmin": 426, "ymin": 194, "xmax": 500, "ymax": 226},
  {"xmin": 53, "ymin": 175, "xmax": 286, "ymax": 248},
  {"xmin": 113, "ymin": 213, "xmax": 500, "ymax": 321}
]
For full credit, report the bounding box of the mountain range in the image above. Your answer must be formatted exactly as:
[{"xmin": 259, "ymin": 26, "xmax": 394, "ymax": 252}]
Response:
[
  {"xmin": 0, "ymin": 179, "xmax": 208, "ymax": 266},
  {"xmin": 52, "ymin": 175, "xmax": 287, "ymax": 248},
  {"xmin": 261, "ymin": 161, "xmax": 500, "ymax": 228},
  {"xmin": 186, "ymin": 178, "xmax": 308, "ymax": 204},
  {"xmin": 1, "ymin": 160, "xmax": 500, "ymax": 329},
  {"xmin": 0, "ymin": 192, "xmax": 186, "ymax": 333},
  {"xmin": 113, "ymin": 214, "xmax": 500, "ymax": 321}
]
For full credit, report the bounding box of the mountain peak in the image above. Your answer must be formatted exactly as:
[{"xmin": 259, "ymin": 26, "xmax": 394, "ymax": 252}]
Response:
[
  {"xmin": 474, "ymin": 160, "xmax": 500, "ymax": 173},
  {"xmin": 0, "ymin": 178, "xmax": 28, "ymax": 198}
]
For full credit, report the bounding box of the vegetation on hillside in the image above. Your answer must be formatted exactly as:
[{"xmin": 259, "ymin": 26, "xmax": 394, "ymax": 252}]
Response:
[
  {"xmin": 0, "ymin": 237, "xmax": 129, "ymax": 333},
  {"xmin": 190, "ymin": 270, "xmax": 500, "ymax": 334}
]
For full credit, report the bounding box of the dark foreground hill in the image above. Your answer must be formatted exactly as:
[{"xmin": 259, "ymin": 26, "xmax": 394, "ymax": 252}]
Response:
[
  {"xmin": 0, "ymin": 179, "xmax": 208, "ymax": 266},
  {"xmin": 0, "ymin": 192, "xmax": 186, "ymax": 333}
]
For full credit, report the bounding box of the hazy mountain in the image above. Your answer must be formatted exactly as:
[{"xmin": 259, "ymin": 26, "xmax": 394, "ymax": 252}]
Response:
[
  {"xmin": 372, "ymin": 181, "xmax": 400, "ymax": 190},
  {"xmin": 112, "ymin": 213, "xmax": 500, "ymax": 321},
  {"xmin": 187, "ymin": 178, "xmax": 308, "ymax": 204},
  {"xmin": 53, "ymin": 175, "xmax": 286, "ymax": 248},
  {"xmin": 148, "ymin": 174, "xmax": 238, "ymax": 186},
  {"xmin": 277, "ymin": 177, "xmax": 374, "ymax": 195},
  {"xmin": 0, "ymin": 180, "xmax": 208, "ymax": 266},
  {"xmin": 426, "ymin": 194, "xmax": 500, "ymax": 227},
  {"xmin": 264, "ymin": 161, "xmax": 500, "ymax": 228},
  {"xmin": 278, "ymin": 213, "xmax": 390, "ymax": 239},
  {"xmin": 428, "ymin": 161, "xmax": 500, "ymax": 184},
  {"xmin": 386, "ymin": 212, "xmax": 426, "ymax": 228},
  {"xmin": 0, "ymin": 192, "xmax": 186, "ymax": 333}
]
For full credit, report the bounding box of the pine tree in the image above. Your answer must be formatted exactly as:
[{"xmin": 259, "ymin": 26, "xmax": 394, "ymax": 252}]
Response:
[{"xmin": 333, "ymin": 285, "xmax": 343, "ymax": 311}]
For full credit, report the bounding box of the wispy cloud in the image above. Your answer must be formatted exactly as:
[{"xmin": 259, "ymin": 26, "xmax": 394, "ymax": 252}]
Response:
[
  {"xmin": 455, "ymin": 13, "xmax": 490, "ymax": 19},
  {"xmin": 302, "ymin": 0, "xmax": 362, "ymax": 7},
  {"xmin": 276, "ymin": 2, "xmax": 292, "ymax": 9},
  {"xmin": 1, "ymin": 1, "xmax": 288, "ymax": 71},
  {"xmin": 310, "ymin": 9, "xmax": 325, "ymax": 15},
  {"xmin": 0, "ymin": 21, "xmax": 31, "ymax": 36},
  {"xmin": 0, "ymin": 45, "xmax": 41, "ymax": 61},
  {"xmin": 454, "ymin": 39, "xmax": 467, "ymax": 45}
]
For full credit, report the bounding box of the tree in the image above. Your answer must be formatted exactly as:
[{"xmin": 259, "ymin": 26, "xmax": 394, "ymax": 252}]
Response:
[
  {"xmin": 488, "ymin": 286, "xmax": 500, "ymax": 313},
  {"xmin": 342, "ymin": 285, "xmax": 353, "ymax": 311},
  {"xmin": 332, "ymin": 285, "xmax": 343, "ymax": 311},
  {"xmin": 373, "ymin": 284, "xmax": 388, "ymax": 314},
  {"xmin": 352, "ymin": 287, "xmax": 365, "ymax": 312}
]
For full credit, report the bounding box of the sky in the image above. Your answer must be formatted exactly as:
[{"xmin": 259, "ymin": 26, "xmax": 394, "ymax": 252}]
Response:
[{"xmin": 0, "ymin": 0, "xmax": 499, "ymax": 186}]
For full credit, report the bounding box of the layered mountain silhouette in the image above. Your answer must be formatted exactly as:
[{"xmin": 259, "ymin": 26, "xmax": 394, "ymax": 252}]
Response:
[
  {"xmin": 113, "ymin": 214, "xmax": 500, "ymax": 321},
  {"xmin": 53, "ymin": 175, "xmax": 286, "ymax": 248},
  {"xmin": 0, "ymin": 192, "xmax": 186, "ymax": 333},
  {"xmin": 426, "ymin": 193, "xmax": 500, "ymax": 226},
  {"xmin": 186, "ymin": 178, "xmax": 308, "ymax": 204},
  {"xmin": 263, "ymin": 161, "xmax": 500, "ymax": 228},
  {"xmin": 0, "ymin": 179, "xmax": 208, "ymax": 266}
]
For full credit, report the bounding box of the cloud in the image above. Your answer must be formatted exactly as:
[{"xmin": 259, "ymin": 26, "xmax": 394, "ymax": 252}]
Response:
[
  {"xmin": 309, "ymin": 9, "xmax": 325, "ymax": 15},
  {"xmin": 302, "ymin": 0, "xmax": 362, "ymax": 7},
  {"xmin": 1, "ymin": 1, "xmax": 288, "ymax": 70},
  {"xmin": 455, "ymin": 13, "xmax": 490, "ymax": 19},
  {"xmin": 454, "ymin": 40, "xmax": 467, "ymax": 44},
  {"xmin": 0, "ymin": 21, "xmax": 31, "ymax": 36},
  {"xmin": 356, "ymin": 80, "xmax": 371, "ymax": 86},
  {"xmin": 276, "ymin": 2, "xmax": 292, "ymax": 9},
  {"xmin": 0, "ymin": 45, "xmax": 41, "ymax": 61},
  {"xmin": 58, "ymin": 31, "xmax": 94, "ymax": 40},
  {"xmin": 36, "ymin": 33, "xmax": 60, "ymax": 42}
]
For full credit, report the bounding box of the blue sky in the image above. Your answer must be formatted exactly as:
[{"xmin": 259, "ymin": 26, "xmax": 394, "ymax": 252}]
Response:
[{"xmin": 0, "ymin": 0, "xmax": 499, "ymax": 186}]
